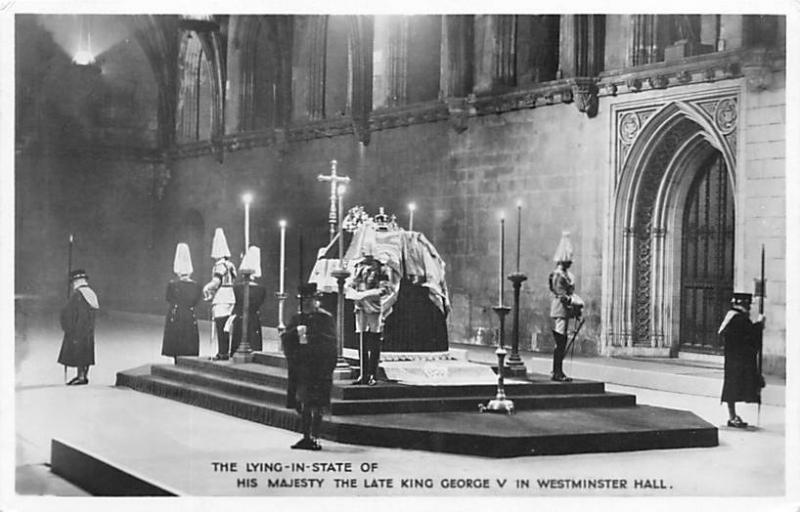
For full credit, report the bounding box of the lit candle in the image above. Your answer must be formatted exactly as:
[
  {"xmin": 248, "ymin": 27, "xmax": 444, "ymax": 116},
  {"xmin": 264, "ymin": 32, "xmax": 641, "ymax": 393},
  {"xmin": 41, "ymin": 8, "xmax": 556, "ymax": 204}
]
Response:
[
  {"xmin": 337, "ymin": 185, "xmax": 346, "ymax": 264},
  {"xmin": 279, "ymin": 220, "xmax": 287, "ymax": 294},
  {"xmin": 516, "ymin": 200, "xmax": 522, "ymax": 272},
  {"xmin": 408, "ymin": 202, "xmax": 416, "ymax": 231},
  {"xmin": 499, "ymin": 212, "xmax": 505, "ymax": 305},
  {"xmin": 243, "ymin": 192, "xmax": 253, "ymax": 250}
]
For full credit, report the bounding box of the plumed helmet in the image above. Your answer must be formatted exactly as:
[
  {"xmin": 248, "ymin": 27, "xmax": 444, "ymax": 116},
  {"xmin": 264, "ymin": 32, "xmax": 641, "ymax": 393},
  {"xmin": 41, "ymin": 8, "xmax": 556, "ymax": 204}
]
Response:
[
  {"xmin": 239, "ymin": 245, "xmax": 262, "ymax": 278},
  {"xmin": 552, "ymin": 230, "xmax": 574, "ymax": 263},
  {"xmin": 210, "ymin": 228, "xmax": 231, "ymax": 258},
  {"xmin": 173, "ymin": 243, "xmax": 193, "ymax": 276}
]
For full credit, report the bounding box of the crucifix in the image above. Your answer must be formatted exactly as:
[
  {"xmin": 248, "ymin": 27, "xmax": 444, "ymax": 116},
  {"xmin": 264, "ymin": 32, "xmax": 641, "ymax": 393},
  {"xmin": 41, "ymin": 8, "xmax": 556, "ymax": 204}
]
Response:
[
  {"xmin": 317, "ymin": 160, "xmax": 351, "ymax": 242},
  {"xmin": 316, "ymin": 159, "xmax": 354, "ymax": 379}
]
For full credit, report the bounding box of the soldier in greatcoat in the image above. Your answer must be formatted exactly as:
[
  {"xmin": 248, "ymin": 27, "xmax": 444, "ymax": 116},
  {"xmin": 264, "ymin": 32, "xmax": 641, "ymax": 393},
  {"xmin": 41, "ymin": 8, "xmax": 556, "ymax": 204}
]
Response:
[
  {"xmin": 281, "ymin": 283, "xmax": 337, "ymax": 450},
  {"xmin": 161, "ymin": 243, "xmax": 202, "ymax": 362},
  {"xmin": 719, "ymin": 292, "xmax": 765, "ymax": 428},
  {"xmin": 548, "ymin": 231, "xmax": 584, "ymax": 382},
  {"xmin": 58, "ymin": 269, "xmax": 99, "ymax": 385},
  {"xmin": 203, "ymin": 228, "xmax": 237, "ymax": 360}
]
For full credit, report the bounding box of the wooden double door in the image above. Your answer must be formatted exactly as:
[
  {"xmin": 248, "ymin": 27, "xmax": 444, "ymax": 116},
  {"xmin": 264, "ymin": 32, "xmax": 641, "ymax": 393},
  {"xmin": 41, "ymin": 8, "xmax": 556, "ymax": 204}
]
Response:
[{"xmin": 679, "ymin": 153, "xmax": 734, "ymax": 354}]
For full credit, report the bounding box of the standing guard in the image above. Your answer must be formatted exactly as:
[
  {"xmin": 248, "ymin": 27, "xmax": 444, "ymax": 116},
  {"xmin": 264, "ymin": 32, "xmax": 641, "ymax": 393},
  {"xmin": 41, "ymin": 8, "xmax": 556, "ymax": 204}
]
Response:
[
  {"xmin": 161, "ymin": 243, "xmax": 202, "ymax": 362},
  {"xmin": 58, "ymin": 269, "xmax": 99, "ymax": 385},
  {"xmin": 350, "ymin": 254, "xmax": 395, "ymax": 385},
  {"xmin": 203, "ymin": 228, "xmax": 237, "ymax": 360},
  {"xmin": 719, "ymin": 292, "xmax": 765, "ymax": 428},
  {"xmin": 548, "ymin": 231, "xmax": 584, "ymax": 382},
  {"xmin": 281, "ymin": 283, "xmax": 337, "ymax": 450}
]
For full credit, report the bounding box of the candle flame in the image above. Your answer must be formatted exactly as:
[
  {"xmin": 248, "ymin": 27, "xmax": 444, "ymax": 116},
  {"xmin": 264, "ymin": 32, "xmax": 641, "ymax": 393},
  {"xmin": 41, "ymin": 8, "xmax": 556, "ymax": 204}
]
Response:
[
  {"xmin": 242, "ymin": 192, "xmax": 253, "ymax": 204},
  {"xmin": 516, "ymin": 199, "xmax": 523, "ymax": 208},
  {"xmin": 279, "ymin": 219, "xmax": 287, "ymax": 228},
  {"xmin": 337, "ymin": 185, "xmax": 347, "ymax": 195},
  {"xmin": 408, "ymin": 202, "xmax": 416, "ymax": 212}
]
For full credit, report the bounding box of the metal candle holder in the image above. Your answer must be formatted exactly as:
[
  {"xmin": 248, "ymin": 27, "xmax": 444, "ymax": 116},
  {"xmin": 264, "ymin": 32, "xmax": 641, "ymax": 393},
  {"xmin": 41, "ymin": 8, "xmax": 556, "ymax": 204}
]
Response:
[
  {"xmin": 506, "ymin": 272, "xmax": 528, "ymax": 377},
  {"xmin": 479, "ymin": 305, "xmax": 514, "ymax": 414},
  {"xmin": 331, "ymin": 267, "xmax": 354, "ymax": 379},
  {"xmin": 232, "ymin": 268, "xmax": 255, "ymax": 363}
]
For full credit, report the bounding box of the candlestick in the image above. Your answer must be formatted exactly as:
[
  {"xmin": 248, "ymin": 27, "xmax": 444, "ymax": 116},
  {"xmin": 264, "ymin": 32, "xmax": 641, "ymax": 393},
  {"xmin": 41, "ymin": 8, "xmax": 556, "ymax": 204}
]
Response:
[
  {"xmin": 243, "ymin": 192, "xmax": 253, "ymax": 250},
  {"xmin": 408, "ymin": 202, "xmax": 416, "ymax": 231},
  {"xmin": 279, "ymin": 220, "xmax": 287, "ymax": 293},
  {"xmin": 499, "ymin": 213, "xmax": 505, "ymax": 304},
  {"xmin": 337, "ymin": 185, "xmax": 346, "ymax": 265},
  {"xmin": 516, "ymin": 200, "xmax": 522, "ymax": 273}
]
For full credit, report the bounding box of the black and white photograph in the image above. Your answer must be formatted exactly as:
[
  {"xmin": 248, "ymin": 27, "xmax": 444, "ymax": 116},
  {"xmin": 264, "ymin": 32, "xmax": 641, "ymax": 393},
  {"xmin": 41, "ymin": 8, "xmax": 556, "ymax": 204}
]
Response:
[{"xmin": 2, "ymin": 2, "xmax": 797, "ymax": 510}]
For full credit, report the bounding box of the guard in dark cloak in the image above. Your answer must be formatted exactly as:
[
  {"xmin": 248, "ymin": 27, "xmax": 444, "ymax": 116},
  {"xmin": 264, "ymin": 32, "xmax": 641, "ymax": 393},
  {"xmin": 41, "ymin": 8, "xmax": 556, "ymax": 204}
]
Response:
[
  {"xmin": 719, "ymin": 292, "xmax": 765, "ymax": 428},
  {"xmin": 161, "ymin": 243, "xmax": 202, "ymax": 362},
  {"xmin": 281, "ymin": 283, "xmax": 337, "ymax": 450},
  {"xmin": 58, "ymin": 269, "xmax": 99, "ymax": 385},
  {"xmin": 229, "ymin": 246, "xmax": 267, "ymax": 355}
]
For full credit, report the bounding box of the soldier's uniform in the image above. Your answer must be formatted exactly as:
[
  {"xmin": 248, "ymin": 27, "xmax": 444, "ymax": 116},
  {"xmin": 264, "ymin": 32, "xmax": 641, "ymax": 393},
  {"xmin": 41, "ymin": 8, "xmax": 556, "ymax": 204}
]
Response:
[
  {"xmin": 58, "ymin": 269, "xmax": 99, "ymax": 385},
  {"xmin": 350, "ymin": 255, "xmax": 395, "ymax": 385},
  {"xmin": 203, "ymin": 228, "xmax": 237, "ymax": 360},
  {"xmin": 548, "ymin": 231, "xmax": 583, "ymax": 382},
  {"xmin": 281, "ymin": 283, "xmax": 337, "ymax": 450},
  {"xmin": 719, "ymin": 292, "xmax": 765, "ymax": 428}
]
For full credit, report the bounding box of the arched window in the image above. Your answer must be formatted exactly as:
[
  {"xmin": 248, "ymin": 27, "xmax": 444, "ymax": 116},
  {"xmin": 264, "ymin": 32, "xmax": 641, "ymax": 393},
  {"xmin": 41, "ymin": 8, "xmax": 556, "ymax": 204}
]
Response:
[
  {"xmin": 372, "ymin": 15, "xmax": 441, "ymax": 109},
  {"xmin": 515, "ymin": 15, "xmax": 560, "ymax": 85},
  {"xmin": 177, "ymin": 32, "xmax": 213, "ymax": 142},
  {"xmin": 325, "ymin": 15, "xmax": 350, "ymax": 118},
  {"xmin": 239, "ymin": 16, "xmax": 290, "ymax": 131}
]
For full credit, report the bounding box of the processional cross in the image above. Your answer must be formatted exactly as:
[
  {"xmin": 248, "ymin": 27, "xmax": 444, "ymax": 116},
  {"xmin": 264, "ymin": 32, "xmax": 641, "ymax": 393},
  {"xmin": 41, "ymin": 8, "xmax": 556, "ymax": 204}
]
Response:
[
  {"xmin": 316, "ymin": 159, "xmax": 353, "ymax": 377},
  {"xmin": 317, "ymin": 160, "xmax": 351, "ymax": 242}
]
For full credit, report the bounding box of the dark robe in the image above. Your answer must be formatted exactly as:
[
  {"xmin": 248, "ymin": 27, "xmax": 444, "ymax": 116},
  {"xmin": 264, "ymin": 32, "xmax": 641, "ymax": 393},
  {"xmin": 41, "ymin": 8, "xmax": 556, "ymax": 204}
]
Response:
[
  {"xmin": 161, "ymin": 279, "xmax": 202, "ymax": 357},
  {"xmin": 58, "ymin": 287, "xmax": 97, "ymax": 367},
  {"xmin": 230, "ymin": 282, "xmax": 267, "ymax": 353},
  {"xmin": 720, "ymin": 310, "xmax": 763, "ymax": 404},
  {"xmin": 281, "ymin": 308, "xmax": 337, "ymax": 409}
]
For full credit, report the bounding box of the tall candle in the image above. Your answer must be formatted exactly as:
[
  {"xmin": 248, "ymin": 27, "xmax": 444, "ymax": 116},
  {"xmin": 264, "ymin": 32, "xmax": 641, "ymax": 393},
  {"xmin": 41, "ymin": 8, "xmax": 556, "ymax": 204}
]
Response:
[
  {"xmin": 516, "ymin": 201, "xmax": 522, "ymax": 272},
  {"xmin": 337, "ymin": 185, "xmax": 346, "ymax": 263},
  {"xmin": 408, "ymin": 202, "xmax": 416, "ymax": 231},
  {"xmin": 243, "ymin": 193, "xmax": 253, "ymax": 250},
  {"xmin": 499, "ymin": 214, "xmax": 505, "ymax": 305},
  {"xmin": 279, "ymin": 220, "xmax": 287, "ymax": 293}
]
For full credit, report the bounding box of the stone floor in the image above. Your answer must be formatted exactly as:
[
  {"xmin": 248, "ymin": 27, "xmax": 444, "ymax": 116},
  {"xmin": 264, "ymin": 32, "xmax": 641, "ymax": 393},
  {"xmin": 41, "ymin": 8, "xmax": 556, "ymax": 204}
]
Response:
[{"xmin": 5, "ymin": 308, "xmax": 793, "ymax": 510}]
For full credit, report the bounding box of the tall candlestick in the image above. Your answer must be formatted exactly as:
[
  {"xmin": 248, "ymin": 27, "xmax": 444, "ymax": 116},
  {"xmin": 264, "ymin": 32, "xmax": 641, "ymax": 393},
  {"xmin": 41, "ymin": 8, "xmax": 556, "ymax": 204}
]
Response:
[
  {"xmin": 279, "ymin": 220, "xmax": 287, "ymax": 293},
  {"xmin": 408, "ymin": 202, "xmax": 416, "ymax": 231},
  {"xmin": 499, "ymin": 213, "xmax": 505, "ymax": 305},
  {"xmin": 337, "ymin": 185, "xmax": 346, "ymax": 264},
  {"xmin": 243, "ymin": 192, "xmax": 253, "ymax": 250},
  {"xmin": 516, "ymin": 201, "xmax": 522, "ymax": 272}
]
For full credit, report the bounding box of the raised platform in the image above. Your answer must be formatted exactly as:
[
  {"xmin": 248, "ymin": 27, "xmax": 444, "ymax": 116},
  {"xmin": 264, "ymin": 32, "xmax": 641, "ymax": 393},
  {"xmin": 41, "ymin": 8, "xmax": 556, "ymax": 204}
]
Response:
[{"xmin": 115, "ymin": 352, "xmax": 717, "ymax": 458}]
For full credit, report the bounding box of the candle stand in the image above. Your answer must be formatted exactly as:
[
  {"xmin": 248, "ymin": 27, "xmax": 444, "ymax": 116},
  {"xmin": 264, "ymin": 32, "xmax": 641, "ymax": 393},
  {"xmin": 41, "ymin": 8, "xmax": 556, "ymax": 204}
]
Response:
[
  {"xmin": 479, "ymin": 305, "xmax": 514, "ymax": 414},
  {"xmin": 506, "ymin": 272, "xmax": 528, "ymax": 377},
  {"xmin": 332, "ymin": 267, "xmax": 354, "ymax": 380},
  {"xmin": 232, "ymin": 268, "xmax": 255, "ymax": 364},
  {"xmin": 275, "ymin": 291, "xmax": 287, "ymax": 333}
]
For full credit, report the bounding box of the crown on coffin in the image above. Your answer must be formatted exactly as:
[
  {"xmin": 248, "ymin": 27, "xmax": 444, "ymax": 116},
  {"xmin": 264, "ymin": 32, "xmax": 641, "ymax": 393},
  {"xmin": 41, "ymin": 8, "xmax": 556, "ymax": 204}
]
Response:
[{"xmin": 374, "ymin": 207, "xmax": 390, "ymax": 224}]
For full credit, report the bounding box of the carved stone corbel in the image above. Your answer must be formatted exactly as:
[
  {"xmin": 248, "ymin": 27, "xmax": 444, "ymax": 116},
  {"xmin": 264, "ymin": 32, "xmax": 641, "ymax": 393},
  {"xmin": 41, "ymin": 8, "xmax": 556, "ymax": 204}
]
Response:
[
  {"xmin": 571, "ymin": 79, "xmax": 599, "ymax": 118},
  {"xmin": 447, "ymin": 97, "xmax": 472, "ymax": 134}
]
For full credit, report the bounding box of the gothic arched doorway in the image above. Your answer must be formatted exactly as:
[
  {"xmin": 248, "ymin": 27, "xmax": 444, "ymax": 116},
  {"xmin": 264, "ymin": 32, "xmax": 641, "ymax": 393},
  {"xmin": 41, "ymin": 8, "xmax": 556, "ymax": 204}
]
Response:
[
  {"xmin": 603, "ymin": 92, "xmax": 740, "ymax": 357},
  {"xmin": 679, "ymin": 152, "xmax": 734, "ymax": 354}
]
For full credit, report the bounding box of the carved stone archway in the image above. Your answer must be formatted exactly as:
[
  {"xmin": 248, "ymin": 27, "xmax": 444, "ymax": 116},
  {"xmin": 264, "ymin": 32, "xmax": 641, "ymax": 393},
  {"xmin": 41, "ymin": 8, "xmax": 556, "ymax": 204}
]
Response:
[{"xmin": 603, "ymin": 89, "xmax": 740, "ymax": 356}]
